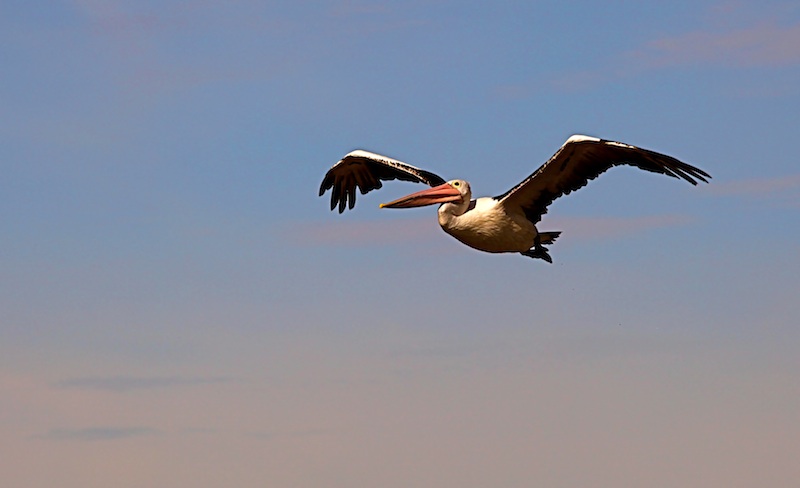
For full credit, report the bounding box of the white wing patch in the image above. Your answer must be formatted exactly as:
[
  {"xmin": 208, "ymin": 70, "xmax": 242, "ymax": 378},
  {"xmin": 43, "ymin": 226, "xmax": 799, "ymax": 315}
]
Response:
[
  {"xmin": 565, "ymin": 134, "xmax": 600, "ymax": 144},
  {"xmin": 565, "ymin": 135, "xmax": 635, "ymax": 150},
  {"xmin": 342, "ymin": 150, "xmax": 406, "ymax": 167}
]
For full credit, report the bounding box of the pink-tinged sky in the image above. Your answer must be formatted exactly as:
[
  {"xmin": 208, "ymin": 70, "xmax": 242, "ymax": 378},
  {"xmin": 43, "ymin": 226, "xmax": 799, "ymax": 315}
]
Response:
[{"xmin": 2, "ymin": 1, "xmax": 799, "ymax": 487}]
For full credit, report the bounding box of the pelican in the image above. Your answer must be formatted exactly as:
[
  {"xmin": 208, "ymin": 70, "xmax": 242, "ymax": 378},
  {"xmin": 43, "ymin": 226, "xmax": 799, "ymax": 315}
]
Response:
[{"xmin": 319, "ymin": 135, "xmax": 710, "ymax": 263}]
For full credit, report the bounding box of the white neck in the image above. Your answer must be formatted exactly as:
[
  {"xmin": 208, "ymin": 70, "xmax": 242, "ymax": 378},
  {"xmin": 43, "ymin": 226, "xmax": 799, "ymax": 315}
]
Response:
[{"xmin": 437, "ymin": 199, "xmax": 471, "ymax": 227}]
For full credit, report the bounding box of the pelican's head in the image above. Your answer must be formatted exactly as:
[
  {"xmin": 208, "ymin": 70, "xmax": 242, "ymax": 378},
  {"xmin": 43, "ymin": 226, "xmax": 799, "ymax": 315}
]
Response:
[
  {"xmin": 380, "ymin": 179, "xmax": 470, "ymax": 209},
  {"xmin": 448, "ymin": 179, "xmax": 471, "ymax": 200}
]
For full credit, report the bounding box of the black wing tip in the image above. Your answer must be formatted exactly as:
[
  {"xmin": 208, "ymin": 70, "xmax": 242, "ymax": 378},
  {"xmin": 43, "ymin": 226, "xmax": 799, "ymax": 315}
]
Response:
[
  {"xmin": 670, "ymin": 162, "xmax": 712, "ymax": 185},
  {"xmin": 616, "ymin": 141, "xmax": 713, "ymax": 186},
  {"xmin": 593, "ymin": 137, "xmax": 713, "ymax": 185},
  {"xmin": 692, "ymin": 168, "xmax": 712, "ymax": 183}
]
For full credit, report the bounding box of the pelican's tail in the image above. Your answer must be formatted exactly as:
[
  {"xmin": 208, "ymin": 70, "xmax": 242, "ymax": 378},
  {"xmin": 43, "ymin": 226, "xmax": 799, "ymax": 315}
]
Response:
[
  {"xmin": 537, "ymin": 231, "xmax": 561, "ymax": 245},
  {"xmin": 520, "ymin": 231, "xmax": 561, "ymax": 264}
]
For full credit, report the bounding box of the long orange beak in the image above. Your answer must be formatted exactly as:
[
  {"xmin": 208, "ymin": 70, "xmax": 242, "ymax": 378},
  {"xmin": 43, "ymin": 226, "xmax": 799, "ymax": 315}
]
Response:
[{"xmin": 380, "ymin": 182, "xmax": 462, "ymax": 209}]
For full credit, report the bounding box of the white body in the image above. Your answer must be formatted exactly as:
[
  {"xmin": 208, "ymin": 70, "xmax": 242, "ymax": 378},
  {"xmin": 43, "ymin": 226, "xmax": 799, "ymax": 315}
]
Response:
[{"xmin": 438, "ymin": 197, "xmax": 537, "ymax": 253}]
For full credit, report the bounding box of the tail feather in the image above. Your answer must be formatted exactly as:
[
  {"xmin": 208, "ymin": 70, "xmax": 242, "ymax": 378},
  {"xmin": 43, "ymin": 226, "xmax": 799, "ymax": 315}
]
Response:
[
  {"xmin": 537, "ymin": 231, "xmax": 561, "ymax": 245},
  {"xmin": 520, "ymin": 231, "xmax": 561, "ymax": 263}
]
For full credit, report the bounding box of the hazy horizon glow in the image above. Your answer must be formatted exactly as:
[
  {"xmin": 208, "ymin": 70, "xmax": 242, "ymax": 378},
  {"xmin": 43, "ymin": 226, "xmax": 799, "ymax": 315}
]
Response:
[{"xmin": 2, "ymin": 1, "xmax": 799, "ymax": 487}]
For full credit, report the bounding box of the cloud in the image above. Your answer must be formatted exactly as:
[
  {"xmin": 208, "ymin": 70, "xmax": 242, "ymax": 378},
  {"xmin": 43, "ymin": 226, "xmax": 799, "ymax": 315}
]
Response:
[
  {"xmin": 631, "ymin": 21, "xmax": 800, "ymax": 69},
  {"xmin": 705, "ymin": 174, "xmax": 800, "ymax": 208},
  {"xmin": 495, "ymin": 13, "xmax": 800, "ymax": 98},
  {"xmin": 52, "ymin": 375, "xmax": 231, "ymax": 392},
  {"xmin": 546, "ymin": 214, "xmax": 696, "ymax": 242},
  {"xmin": 706, "ymin": 173, "xmax": 800, "ymax": 196},
  {"xmin": 38, "ymin": 426, "xmax": 159, "ymax": 441}
]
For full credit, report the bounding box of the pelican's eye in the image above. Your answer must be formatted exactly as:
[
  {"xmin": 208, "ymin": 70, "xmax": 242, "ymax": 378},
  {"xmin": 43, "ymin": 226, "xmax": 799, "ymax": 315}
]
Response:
[{"xmin": 453, "ymin": 181, "xmax": 460, "ymax": 187}]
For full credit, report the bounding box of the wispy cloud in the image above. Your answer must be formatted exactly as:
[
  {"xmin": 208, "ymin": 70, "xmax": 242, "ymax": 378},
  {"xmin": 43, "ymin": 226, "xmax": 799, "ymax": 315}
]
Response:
[
  {"xmin": 706, "ymin": 174, "xmax": 800, "ymax": 196},
  {"xmin": 38, "ymin": 426, "xmax": 159, "ymax": 441},
  {"xmin": 547, "ymin": 214, "xmax": 696, "ymax": 242},
  {"xmin": 496, "ymin": 9, "xmax": 800, "ymax": 98},
  {"xmin": 62, "ymin": 1, "xmax": 305, "ymax": 97},
  {"xmin": 705, "ymin": 174, "xmax": 800, "ymax": 208},
  {"xmin": 53, "ymin": 375, "xmax": 231, "ymax": 392},
  {"xmin": 631, "ymin": 21, "xmax": 800, "ymax": 69}
]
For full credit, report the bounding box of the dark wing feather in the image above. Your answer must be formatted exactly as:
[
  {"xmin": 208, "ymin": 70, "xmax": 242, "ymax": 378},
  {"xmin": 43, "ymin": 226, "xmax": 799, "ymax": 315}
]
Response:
[
  {"xmin": 496, "ymin": 135, "xmax": 711, "ymax": 225},
  {"xmin": 319, "ymin": 150, "xmax": 446, "ymax": 213}
]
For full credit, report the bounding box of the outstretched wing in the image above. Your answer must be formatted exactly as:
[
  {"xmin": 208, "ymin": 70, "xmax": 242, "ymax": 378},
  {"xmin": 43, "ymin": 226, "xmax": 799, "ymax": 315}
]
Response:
[
  {"xmin": 496, "ymin": 135, "xmax": 711, "ymax": 224},
  {"xmin": 319, "ymin": 150, "xmax": 447, "ymax": 213}
]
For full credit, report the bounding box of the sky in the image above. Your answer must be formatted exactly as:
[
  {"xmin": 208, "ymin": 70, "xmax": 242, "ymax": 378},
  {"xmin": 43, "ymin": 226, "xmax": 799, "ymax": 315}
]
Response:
[{"xmin": 1, "ymin": 1, "xmax": 799, "ymax": 486}]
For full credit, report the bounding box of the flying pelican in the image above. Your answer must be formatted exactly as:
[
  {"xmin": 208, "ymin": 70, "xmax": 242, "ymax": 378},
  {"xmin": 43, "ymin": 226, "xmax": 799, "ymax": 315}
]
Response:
[{"xmin": 319, "ymin": 135, "xmax": 710, "ymax": 263}]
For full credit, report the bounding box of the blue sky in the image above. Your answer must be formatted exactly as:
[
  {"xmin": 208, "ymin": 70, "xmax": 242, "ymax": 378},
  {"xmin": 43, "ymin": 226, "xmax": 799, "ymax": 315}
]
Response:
[{"xmin": 2, "ymin": 1, "xmax": 799, "ymax": 486}]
